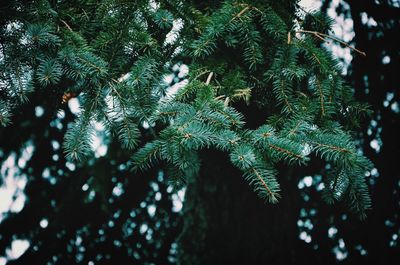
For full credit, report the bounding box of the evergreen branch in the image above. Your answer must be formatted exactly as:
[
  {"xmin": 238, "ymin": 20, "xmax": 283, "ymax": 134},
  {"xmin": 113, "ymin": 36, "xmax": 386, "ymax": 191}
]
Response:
[
  {"xmin": 240, "ymin": 24, "xmax": 263, "ymax": 70},
  {"xmin": 258, "ymin": 5, "xmax": 288, "ymax": 38},
  {"xmin": 0, "ymin": 100, "xmax": 12, "ymax": 127},
  {"xmin": 199, "ymin": 108, "xmax": 232, "ymax": 129},
  {"xmin": 174, "ymin": 81, "xmax": 203, "ymax": 101},
  {"xmin": 252, "ymin": 126, "xmax": 308, "ymax": 164},
  {"xmin": 251, "ymin": 167, "xmax": 277, "ymax": 202},
  {"xmin": 214, "ymin": 130, "xmax": 240, "ymax": 151},
  {"xmin": 213, "ymin": 107, "xmax": 244, "ymax": 127},
  {"xmin": 279, "ymin": 79, "xmax": 294, "ymax": 113},
  {"xmin": 116, "ymin": 116, "xmax": 140, "ymax": 150},
  {"xmin": 179, "ymin": 121, "xmax": 215, "ymax": 150},
  {"xmin": 230, "ymin": 144, "xmax": 256, "ymax": 170},
  {"xmin": 77, "ymin": 55, "xmax": 106, "ymax": 75},
  {"xmin": 309, "ymin": 130, "xmax": 359, "ymax": 168},
  {"xmin": 296, "ymin": 5, "xmax": 327, "ymax": 28},
  {"xmin": 191, "ymin": 39, "xmax": 216, "ymax": 57},
  {"xmin": 347, "ymin": 176, "xmax": 371, "ymax": 219},
  {"xmin": 311, "ymin": 52, "xmax": 321, "ymax": 65},
  {"xmin": 312, "ymin": 142, "xmax": 351, "ymax": 154},
  {"xmin": 132, "ymin": 140, "xmax": 164, "ymax": 171},
  {"xmin": 268, "ymin": 144, "xmax": 304, "ymax": 160},
  {"xmin": 242, "ymin": 166, "xmax": 280, "ymax": 203},
  {"xmin": 288, "ymin": 120, "xmax": 303, "ymax": 137},
  {"xmin": 231, "ymin": 88, "xmax": 251, "ymax": 104},
  {"xmin": 331, "ymin": 173, "xmax": 340, "ymax": 194},
  {"xmin": 15, "ymin": 67, "xmax": 25, "ymax": 100},
  {"xmin": 252, "ymin": 124, "xmax": 275, "ymax": 141},
  {"xmin": 203, "ymin": 101, "xmax": 244, "ymax": 128},
  {"xmin": 63, "ymin": 113, "xmax": 94, "ymax": 161},
  {"xmin": 0, "ymin": 0, "xmax": 374, "ymax": 218},
  {"xmin": 316, "ymin": 78, "xmax": 325, "ymax": 116},
  {"xmin": 326, "ymin": 169, "xmax": 350, "ymax": 202},
  {"xmin": 37, "ymin": 58, "xmax": 62, "ymax": 86},
  {"xmin": 109, "ymin": 83, "xmax": 140, "ymax": 149}
]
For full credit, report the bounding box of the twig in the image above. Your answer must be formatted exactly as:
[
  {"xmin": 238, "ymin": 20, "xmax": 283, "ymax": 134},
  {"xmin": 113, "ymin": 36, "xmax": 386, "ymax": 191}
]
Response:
[
  {"xmin": 214, "ymin": 95, "xmax": 226, "ymax": 100},
  {"xmin": 296, "ymin": 29, "xmax": 366, "ymax": 56},
  {"xmin": 205, "ymin": 72, "xmax": 214, "ymax": 85},
  {"xmin": 193, "ymin": 70, "xmax": 209, "ymax": 81},
  {"xmin": 60, "ymin": 19, "xmax": 73, "ymax": 32},
  {"xmin": 230, "ymin": 5, "xmax": 251, "ymax": 23}
]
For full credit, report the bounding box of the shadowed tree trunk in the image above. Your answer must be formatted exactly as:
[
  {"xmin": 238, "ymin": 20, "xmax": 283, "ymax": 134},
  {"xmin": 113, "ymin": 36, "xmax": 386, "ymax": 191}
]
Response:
[{"xmin": 177, "ymin": 149, "xmax": 316, "ymax": 265}]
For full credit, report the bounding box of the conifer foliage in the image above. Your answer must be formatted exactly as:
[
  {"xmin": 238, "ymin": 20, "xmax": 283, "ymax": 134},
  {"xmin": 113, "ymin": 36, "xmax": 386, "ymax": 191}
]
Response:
[{"xmin": 0, "ymin": 0, "xmax": 373, "ymax": 217}]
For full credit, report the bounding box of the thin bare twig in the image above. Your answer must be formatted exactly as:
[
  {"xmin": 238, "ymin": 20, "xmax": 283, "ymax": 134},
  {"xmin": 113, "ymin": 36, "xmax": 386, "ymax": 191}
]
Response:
[
  {"xmin": 60, "ymin": 19, "xmax": 73, "ymax": 32},
  {"xmin": 230, "ymin": 5, "xmax": 250, "ymax": 23},
  {"xmin": 205, "ymin": 72, "xmax": 214, "ymax": 85},
  {"xmin": 296, "ymin": 29, "xmax": 366, "ymax": 56}
]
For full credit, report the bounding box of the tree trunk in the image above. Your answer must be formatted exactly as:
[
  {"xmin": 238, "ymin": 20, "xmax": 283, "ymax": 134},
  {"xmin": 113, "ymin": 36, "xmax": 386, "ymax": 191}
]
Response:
[{"xmin": 177, "ymin": 149, "xmax": 312, "ymax": 265}]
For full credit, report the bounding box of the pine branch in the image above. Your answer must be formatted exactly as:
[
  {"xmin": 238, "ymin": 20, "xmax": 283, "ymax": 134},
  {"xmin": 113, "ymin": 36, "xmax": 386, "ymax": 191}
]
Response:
[
  {"xmin": 250, "ymin": 167, "xmax": 278, "ymax": 203},
  {"xmin": 132, "ymin": 140, "xmax": 164, "ymax": 171},
  {"xmin": 316, "ymin": 78, "xmax": 326, "ymax": 116},
  {"xmin": 268, "ymin": 143, "xmax": 304, "ymax": 160},
  {"xmin": 230, "ymin": 144, "xmax": 256, "ymax": 170},
  {"xmin": 0, "ymin": 0, "xmax": 375, "ymax": 218},
  {"xmin": 243, "ymin": 166, "xmax": 280, "ymax": 203},
  {"xmin": 109, "ymin": 83, "xmax": 140, "ymax": 149},
  {"xmin": 63, "ymin": 114, "xmax": 94, "ymax": 161}
]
